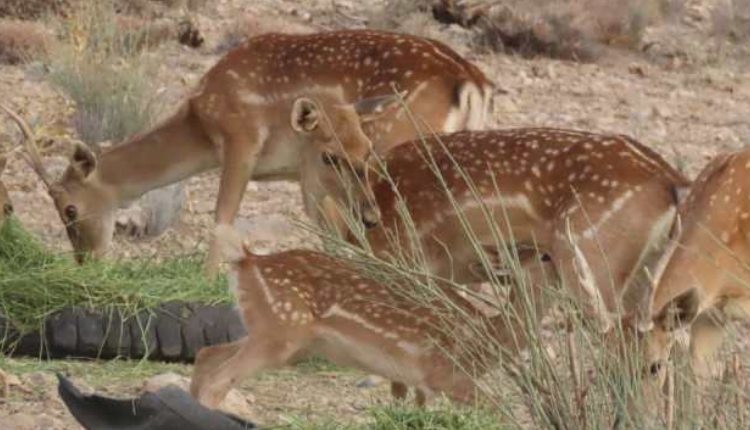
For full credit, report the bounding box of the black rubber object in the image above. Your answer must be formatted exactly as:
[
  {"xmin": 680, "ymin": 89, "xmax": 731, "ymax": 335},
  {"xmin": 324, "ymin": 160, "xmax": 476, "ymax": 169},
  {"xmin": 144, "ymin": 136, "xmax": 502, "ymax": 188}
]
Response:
[
  {"xmin": 0, "ymin": 302, "xmax": 247, "ymax": 363},
  {"xmin": 58, "ymin": 373, "xmax": 256, "ymax": 430}
]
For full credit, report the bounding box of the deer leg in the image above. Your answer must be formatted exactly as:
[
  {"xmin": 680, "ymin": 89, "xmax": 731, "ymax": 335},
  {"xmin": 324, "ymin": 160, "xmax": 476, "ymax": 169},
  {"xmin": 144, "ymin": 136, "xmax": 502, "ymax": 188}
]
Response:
[
  {"xmin": 190, "ymin": 340, "xmax": 244, "ymax": 400},
  {"xmin": 689, "ymin": 312, "xmax": 725, "ymax": 385},
  {"xmin": 415, "ymin": 388, "xmax": 428, "ymax": 407},
  {"xmin": 192, "ymin": 337, "xmax": 299, "ymax": 409},
  {"xmin": 205, "ymin": 133, "xmax": 263, "ymax": 276},
  {"xmin": 390, "ymin": 381, "xmax": 408, "ymax": 401}
]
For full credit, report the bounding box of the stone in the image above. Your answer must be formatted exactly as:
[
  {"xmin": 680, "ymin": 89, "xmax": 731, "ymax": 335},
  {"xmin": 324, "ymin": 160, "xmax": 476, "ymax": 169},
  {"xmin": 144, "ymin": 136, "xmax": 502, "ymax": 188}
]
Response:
[{"xmin": 144, "ymin": 373, "xmax": 255, "ymax": 419}]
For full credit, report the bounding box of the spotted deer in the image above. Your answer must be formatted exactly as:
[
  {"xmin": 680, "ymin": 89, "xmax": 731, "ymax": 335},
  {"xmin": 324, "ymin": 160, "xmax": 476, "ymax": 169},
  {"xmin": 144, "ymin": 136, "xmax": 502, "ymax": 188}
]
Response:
[
  {"xmin": 14, "ymin": 30, "xmax": 492, "ymax": 273},
  {"xmin": 190, "ymin": 226, "xmax": 542, "ymax": 408},
  {"xmin": 309, "ymin": 128, "xmax": 689, "ymax": 333},
  {"xmin": 626, "ymin": 148, "xmax": 750, "ymax": 390},
  {"xmin": 0, "ymin": 156, "xmax": 11, "ymax": 227}
]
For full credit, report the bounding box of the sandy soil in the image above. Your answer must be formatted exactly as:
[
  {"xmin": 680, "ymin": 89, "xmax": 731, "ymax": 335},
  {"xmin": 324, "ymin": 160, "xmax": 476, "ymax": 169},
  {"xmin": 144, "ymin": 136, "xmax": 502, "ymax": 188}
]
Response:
[{"xmin": 1, "ymin": 0, "xmax": 749, "ymax": 428}]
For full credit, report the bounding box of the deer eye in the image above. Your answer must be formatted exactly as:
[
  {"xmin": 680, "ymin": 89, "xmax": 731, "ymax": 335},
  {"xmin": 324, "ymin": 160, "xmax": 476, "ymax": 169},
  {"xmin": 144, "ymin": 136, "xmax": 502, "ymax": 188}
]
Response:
[
  {"xmin": 64, "ymin": 205, "xmax": 78, "ymax": 221},
  {"xmin": 2, "ymin": 203, "xmax": 12, "ymax": 216},
  {"xmin": 649, "ymin": 362, "xmax": 663, "ymax": 376},
  {"xmin": 322, "ymin": 152, "xmax": 339, "ymax": 167}
]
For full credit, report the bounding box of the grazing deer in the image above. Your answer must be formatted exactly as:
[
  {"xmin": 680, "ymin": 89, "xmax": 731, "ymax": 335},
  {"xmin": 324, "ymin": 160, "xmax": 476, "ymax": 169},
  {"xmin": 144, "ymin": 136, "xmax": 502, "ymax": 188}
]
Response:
[
  {"xmin": 13, "ymin": 30, "xmax": 491, "ymax": 274},
  {"xmin": 630, "ymin": 148, "xmax": 750, "ymax": 387},
  {"xmin": 0, "ymin": 156, "xmax": 11, "ymax": 227},
  {"xmin": 307, "ymin": 128, "xmax": 689, "ymax": 332},
  {"xmin": 190, "ymin": 226, "xmax": 550, "ymax": 408}
]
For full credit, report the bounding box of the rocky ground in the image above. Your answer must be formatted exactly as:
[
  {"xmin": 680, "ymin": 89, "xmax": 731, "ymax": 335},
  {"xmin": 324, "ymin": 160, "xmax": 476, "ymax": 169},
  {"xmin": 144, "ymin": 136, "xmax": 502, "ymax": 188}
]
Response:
[
  {"xmin": 0, "ymin": 357, "xmax": 392, "ymax": 429},
  {"xmin": 0, "ymin": 0, "xmax": 749, "ymax": 428}
]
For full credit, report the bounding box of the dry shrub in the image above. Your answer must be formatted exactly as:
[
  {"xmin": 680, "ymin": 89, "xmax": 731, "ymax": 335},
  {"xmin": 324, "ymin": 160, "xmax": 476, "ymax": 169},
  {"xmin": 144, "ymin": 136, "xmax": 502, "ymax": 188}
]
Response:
[
  {"xmin": 114, "ymin": 0, "xmax": 207, "ymax": 16},
  {"xmin": 115, "ymin": 15, "xmax": 204, "ymax": 50},
  {"xmin": 152, "ymin": 0, "xmax": 207, "ymax": 11},
  {"xmin": 47, "ymin": 1, "xmax": 160, "ymax": 145},
  {"xmin": 712, "ymin": 0, "xmax": 750, "ymax": 41},
  {"xmin": 0, "ymin": 19, "xmax": 50, "ymax": 64},
  {"xmin": 216, "ymin": 14, "xmax": 317, "ymax": 54},
  {"xmin": 370, "ymin": 0, "xmax": 436, "ymax": 29},
  {"xmin": 0, "ymin": 0, "xmax": 71, "ymax": 20},
  {"xmin": 46, "ymin": 0, "xmax": 186, "ymax": 238},
  {"xmin": 385, "ymin": 0, "xmax": 676, "ymax": 61}
]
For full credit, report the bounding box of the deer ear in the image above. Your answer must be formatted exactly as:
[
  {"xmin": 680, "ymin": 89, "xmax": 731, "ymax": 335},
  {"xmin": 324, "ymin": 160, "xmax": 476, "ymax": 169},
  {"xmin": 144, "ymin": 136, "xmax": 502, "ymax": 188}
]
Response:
[
  {"xmin": 291, "ymin": 97, "xmax": 320, "ymax": 133},
  {"xmin": 0, "ymin": 156, "xmax": 6, "ymax": 174},
  {"xmin": 353, "ymin": 92, "xmax": 405, "ymax": 123},
  {"xmin": 653, "ymin": 288, "xmax": 700, "ymax": 331},
  {"xmin": 71, "ymin": 144, "xmax": 97, "ymax": 178}
]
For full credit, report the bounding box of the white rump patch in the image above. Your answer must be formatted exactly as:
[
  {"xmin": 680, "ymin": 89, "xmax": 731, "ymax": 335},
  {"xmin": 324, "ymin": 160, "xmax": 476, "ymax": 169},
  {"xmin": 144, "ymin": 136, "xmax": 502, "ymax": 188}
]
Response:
[
  {"xmin": 441, "ymin": 108, "xmax": 464, "ymax": 133},
  {"xmin": 459, "ymin": 81, "xmax": 487, "ymax": 130}
]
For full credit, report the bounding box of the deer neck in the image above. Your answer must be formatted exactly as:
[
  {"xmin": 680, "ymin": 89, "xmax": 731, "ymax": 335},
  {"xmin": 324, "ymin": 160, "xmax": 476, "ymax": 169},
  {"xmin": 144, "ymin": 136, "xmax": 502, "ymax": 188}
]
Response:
[{"xmin": 97, "ymin": 111, "xmax": 218, "ymax": 205}]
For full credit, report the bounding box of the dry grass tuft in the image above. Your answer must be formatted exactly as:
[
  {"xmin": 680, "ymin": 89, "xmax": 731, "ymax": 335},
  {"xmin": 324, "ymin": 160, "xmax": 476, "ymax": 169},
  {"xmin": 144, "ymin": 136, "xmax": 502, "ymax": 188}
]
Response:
[
  {"xmin": 45, "ymin": 1, "xmax": 161, "ymax": 144},
  {"xmin": 0, "ymin": 0, "xmax": 71, "ymax": 20},
  {"xmin": 114, "ymin": 0, "xmax": 207, "ymax": 17},
  {"xmin": 712, "ymin": 0, "xmax": 750, "ymax": 41},
  {"xmin": 0, "ymin": 19, "xmax": 50, "ymax": 64}
]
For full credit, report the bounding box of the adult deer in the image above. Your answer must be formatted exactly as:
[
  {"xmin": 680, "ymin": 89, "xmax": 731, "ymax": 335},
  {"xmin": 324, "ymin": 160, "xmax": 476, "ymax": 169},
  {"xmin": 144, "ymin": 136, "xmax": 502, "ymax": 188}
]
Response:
[
  {"xmin": 629, "ymin": 148, "xmax": 750, "ymax": 389},
  {"xmin": 13, "ymin": 30, "xmax": 491, "ymax": 273},
  {"xmin": 308, "ymin": 128, "xmax": 689, "ymax": 332},
  {"xmin": 191, "ymin": 226, "xmax": 551, "ymax": 408},
  {"xmin": 0, "ymin": 156, "xmax": 11, "ymax": 227}
]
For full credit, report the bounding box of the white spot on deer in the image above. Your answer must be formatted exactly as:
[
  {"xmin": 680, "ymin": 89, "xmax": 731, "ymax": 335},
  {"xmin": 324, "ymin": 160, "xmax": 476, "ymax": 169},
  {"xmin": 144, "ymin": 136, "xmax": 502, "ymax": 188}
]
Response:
[
  {"xmin": 397, "ymin": 340, "xmax": 423, "ymax": 356},
  {"xmin": 238, "ymin": 90, "xmax": 268, "ymax": 106},
  {"xmin": 252, "ymin": 266, "xmax": 277, "ymax": 306}
]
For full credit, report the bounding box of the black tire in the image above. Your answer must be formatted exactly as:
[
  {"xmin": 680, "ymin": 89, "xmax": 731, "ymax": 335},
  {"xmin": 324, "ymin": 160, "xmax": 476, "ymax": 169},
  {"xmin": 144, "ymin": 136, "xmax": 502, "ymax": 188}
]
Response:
[
  {"xmin": 102, "ymin": 309, "xmax": 131, "ymax": 358},
  {"xmin": 129, "ymin": 309, "xmax": 160, "ymax": 360},
  {"xmin": 0, "ymin": 302, "xmax": 245, "ymax": 363},
  {"xmin": 155, "ymin": 302, "xmax": 185, "ymax": 361},
  {"xmin": 46, "ymin": 307, "xmax": 78, "ymax": 357},
  {"xmin": 181, "ymin": 304, "xmax": 208, "ymax": 362},
  {"xmin": 77, "ymin": 309, "xmax": 105, "ymax": 357}
]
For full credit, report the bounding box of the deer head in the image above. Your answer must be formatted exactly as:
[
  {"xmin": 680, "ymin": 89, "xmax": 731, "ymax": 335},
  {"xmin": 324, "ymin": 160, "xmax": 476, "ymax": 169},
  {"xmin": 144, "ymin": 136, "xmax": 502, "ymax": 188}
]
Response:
[
  {"xmin": 4, "ymin": 92, "xmax": 398, "ymax": 263},
  {"xmin": 1, "ymin": 105, "xmax": 112, "ymax": 262},
  {"xmin": 297, "ymin": 93, "xmax": 412, "ymax": 234}
]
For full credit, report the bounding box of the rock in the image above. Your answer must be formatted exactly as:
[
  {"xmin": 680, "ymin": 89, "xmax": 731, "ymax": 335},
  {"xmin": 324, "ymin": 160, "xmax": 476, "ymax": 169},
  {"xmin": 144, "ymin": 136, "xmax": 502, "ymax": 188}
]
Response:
[
  {"xmin": 356, "ymin": 374, "xmax": 385, "ymax": 389},
  {"xmin": 143, "ymin": 372, "xmax": 188, "ymax": 392},
  {"xmin": 144, "ymin": 373, "xmax": 255, "ymax": 418},
  {"xmin": 115, "ymin": 182, "xmax": 185, "ymax": 239}
]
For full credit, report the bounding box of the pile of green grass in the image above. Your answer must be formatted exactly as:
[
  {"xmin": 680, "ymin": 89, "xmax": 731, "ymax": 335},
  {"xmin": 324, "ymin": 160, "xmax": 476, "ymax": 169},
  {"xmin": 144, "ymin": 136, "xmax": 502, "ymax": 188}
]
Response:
[{"xmin": 0, "ymin": 218, "xmax": 230, "ymax": 334}]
